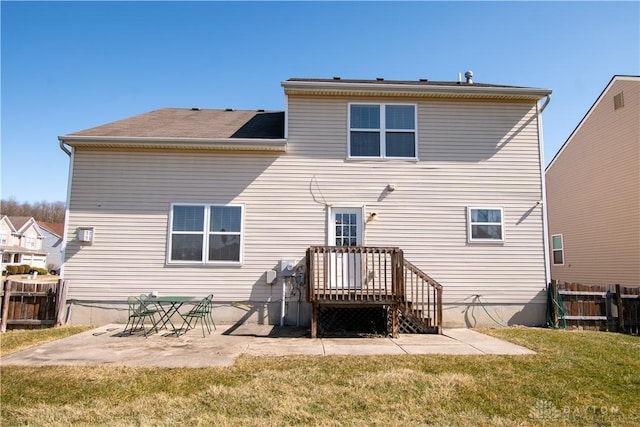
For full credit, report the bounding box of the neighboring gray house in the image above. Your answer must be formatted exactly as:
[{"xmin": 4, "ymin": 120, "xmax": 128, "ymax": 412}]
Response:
[
  {"xmin": 58, "ymin": 76, "xmax": 552, "ymax": 329},
  {"xmin": 37, "ymin": 222, "xmax": 64, "ymax": 273},
  {"xmin": 546, "ymin": 75, "xmax": 639, "ymax": 286}
]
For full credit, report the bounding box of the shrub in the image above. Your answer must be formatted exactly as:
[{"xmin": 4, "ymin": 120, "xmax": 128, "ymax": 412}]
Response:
[
  {"xmin": 19, "ymin": 265, "xmax": 32, "ymax": 274},
  {"xmin": 5, "ymin": 266, "xmax": 19, "ymax": 275}
]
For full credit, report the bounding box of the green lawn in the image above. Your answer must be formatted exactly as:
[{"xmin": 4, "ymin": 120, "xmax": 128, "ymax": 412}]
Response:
[{"xmin": 1, "ymin": 327, "xmax": 638, "ymax": 426}]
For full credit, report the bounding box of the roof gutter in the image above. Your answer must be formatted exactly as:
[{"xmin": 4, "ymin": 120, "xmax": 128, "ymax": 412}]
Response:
[{"xmin": 57, "ymin": 135, "xmax": 288, "ymax": 152}]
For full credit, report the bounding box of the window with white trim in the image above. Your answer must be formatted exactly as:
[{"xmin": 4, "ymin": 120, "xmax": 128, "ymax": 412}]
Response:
[
  {"xmin": 349, "ymin": 103, "xmax": 417, "ymax": 159},
  {"xmin": 467, "ymin": 207, "xmax": 504, "ymax": 242},
  {"xmin": 0, "ymin": 233, "xmax": 6, "ymax": 245},
  {"xmin": 551, "ymin": 234, "xmax": 564, "ymax": 265},
  {"xmin": 168, "ymin": 204, "xmax": 243, "ymax": 264},
  {"xmin": 26, "ymin": 236, "xmax": 36, "ymax": 248}
]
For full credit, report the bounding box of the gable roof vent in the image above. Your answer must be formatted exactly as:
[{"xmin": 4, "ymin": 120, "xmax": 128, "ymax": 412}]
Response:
[{"xmin": 614, "ymin": 92, "xmax": 624, "ymax": 110}]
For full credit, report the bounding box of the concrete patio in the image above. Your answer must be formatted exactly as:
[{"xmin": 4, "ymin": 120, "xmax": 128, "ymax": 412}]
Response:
[{"xmin": 1, "ymin": 324, "xmax": 535, "ymax": 368}]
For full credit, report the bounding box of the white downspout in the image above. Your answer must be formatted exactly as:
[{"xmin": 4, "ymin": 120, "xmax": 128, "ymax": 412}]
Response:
[
  {"xmin": 280, "ymin": 276, "xmax": 286, "ymax": 327},
  {"xmin": 537, "ymin": 95, "xmax": 551, "ymax": 286},
  {"xmin": 58, "ymin": 140, "xmax": 74, "ymax": 278}
]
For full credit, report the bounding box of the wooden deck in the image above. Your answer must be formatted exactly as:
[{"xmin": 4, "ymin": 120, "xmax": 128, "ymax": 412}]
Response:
[{"xmin": 306, "ymin": 246, "xmax": 442, "ymax": 337}]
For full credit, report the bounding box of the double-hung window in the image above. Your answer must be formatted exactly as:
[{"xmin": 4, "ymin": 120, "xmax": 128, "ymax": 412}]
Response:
[
  {"xmin": 168, "ymin": 204, "xmax": 244, "ymax": 264},
  {"xmin": 26, "ymin": 236, "xmax": 36, "ymax": 248},
  {"xmin": 467, "ymin": 207, "xmax": 504, "ymax": 242},
  {"xmin": 551, "ymin": 234, "xmax": 564, "ymax": 265},
  {"xmin": 349, "ymin": 103, "xmax": 417, "ymax": 159},
  {"xmin": 0, "ymin": 233, "xmax": 6, "ymax": 245}
]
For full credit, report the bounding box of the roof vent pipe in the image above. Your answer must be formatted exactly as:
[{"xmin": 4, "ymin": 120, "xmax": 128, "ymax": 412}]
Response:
[{"xmin": 465, "ymin": 70, "xmax": 473, "ymax": 84}]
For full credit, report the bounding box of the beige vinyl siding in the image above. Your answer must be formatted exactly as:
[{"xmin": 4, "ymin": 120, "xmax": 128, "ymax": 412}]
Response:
[
  {"xmin": 65, "ymin": 94, "xmax": 546, "ymax": 309},
  {"xmin": 546, "ymin": 78, "xmax": 640, "ymax": 286}
]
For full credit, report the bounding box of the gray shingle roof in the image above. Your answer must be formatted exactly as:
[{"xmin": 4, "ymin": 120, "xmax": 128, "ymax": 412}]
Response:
[{"xmin": 67, "ymin": 108, "xmax": 285, "ymax": 139}]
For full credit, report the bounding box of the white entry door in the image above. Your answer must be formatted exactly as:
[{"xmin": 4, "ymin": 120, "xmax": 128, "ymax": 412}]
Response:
[{"xmin": 329, "ymin": 208, "xmax": 363, "ymax": 289}]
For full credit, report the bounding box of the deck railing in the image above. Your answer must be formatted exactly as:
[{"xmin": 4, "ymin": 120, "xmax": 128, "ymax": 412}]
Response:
[
  {"xmin": 306, "ymin": 246, "xmax": 443, "ymax": 335},
  {"xmin": 306, "ymin": 246, "xmax": 403, "ymax": 304}
]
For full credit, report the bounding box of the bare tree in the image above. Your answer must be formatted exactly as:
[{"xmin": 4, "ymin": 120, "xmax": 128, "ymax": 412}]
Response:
[{"xmin": 0, "ymin": 198, "xmax": 65, "ymax": 223}]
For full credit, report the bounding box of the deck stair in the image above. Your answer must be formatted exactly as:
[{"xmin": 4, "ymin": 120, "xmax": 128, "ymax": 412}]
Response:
[{"xmin": 396, "ymin": 259, "xmax": 442, "ymax": 334}]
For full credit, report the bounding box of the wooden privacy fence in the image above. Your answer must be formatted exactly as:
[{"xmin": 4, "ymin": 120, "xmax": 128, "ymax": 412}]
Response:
[
  {"xmin": 0, "ymin": 279, "xmax": 69, "ymax": 332},
  {"xmin": 547, "ymin": 281, "xmax": 640, "ymax": 335}
]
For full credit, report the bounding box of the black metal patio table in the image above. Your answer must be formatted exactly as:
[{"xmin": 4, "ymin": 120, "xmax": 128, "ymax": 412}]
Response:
[{"xmin": 148, "ymin": 296, "xmax": 194, "ymax": 334}]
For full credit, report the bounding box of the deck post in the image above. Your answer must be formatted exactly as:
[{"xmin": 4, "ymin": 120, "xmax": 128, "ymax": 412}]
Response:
[
  {"xmin": 311, "ymin": 302, "xmax": 317, "ymax": 338},
  {"xmin": 391, "ymin": 303, "xmax": 398, "ymax": 338}
]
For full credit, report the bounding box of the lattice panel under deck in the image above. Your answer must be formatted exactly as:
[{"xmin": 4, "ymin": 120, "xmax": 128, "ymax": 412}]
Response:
[{"xmin": 317, "ymin": 306, "xmax": 388, "ymax": 337}]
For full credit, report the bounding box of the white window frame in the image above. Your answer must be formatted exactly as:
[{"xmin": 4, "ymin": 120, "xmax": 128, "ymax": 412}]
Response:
[
  {"xmin": 551, "ymin": 234, "xmax": 564, "ymax": 266},
  {"xmin": 0, "ymin": 233, "xmax": 6, "ymax": 245},
  {"xmin": 348, "ymin": 102, "xmax": 418, "ymax": 160},
  {"xmin": 25, "ymin": 236, "xmax": 36, "ymax": 248},
  {"xmin": 467, "ymin": 207, "xmax": 505, "ymax": 243},
  {"xmin": 167, "ymin": 203, "xmax": 244, "ymax": 266}
]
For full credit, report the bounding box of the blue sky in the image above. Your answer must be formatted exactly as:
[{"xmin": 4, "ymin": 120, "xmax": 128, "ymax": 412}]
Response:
[{"xmin": 2, "ymin": 1, "xmax": 639, "ymax": 203}]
